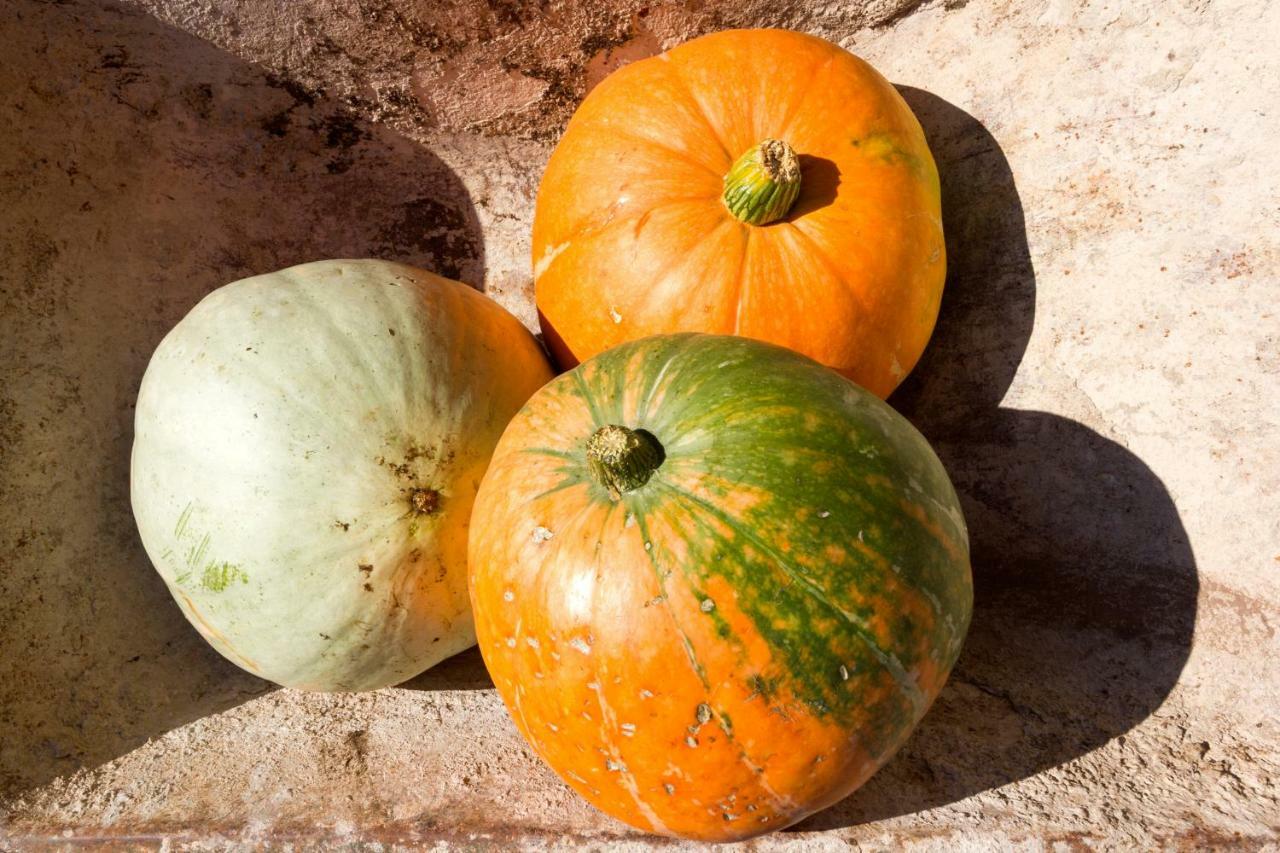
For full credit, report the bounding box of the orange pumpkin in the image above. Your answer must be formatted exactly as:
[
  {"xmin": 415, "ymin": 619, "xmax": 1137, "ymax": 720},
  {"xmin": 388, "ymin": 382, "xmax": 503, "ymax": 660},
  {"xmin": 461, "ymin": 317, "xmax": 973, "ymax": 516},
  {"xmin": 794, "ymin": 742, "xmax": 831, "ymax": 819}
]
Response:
[
  {"xmin": 469, "ymin": 335, "xmax": 972, "ymax": 841},
  {"xmin": 533, "ymin": 28, "xmax": 945, "ymax": 399}
]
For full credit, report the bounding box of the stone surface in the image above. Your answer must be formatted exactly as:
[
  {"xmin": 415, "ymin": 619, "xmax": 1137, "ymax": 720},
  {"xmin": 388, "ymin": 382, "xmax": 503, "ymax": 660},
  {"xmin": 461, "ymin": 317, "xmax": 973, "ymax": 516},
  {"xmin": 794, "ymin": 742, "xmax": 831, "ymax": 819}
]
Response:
[{"xmin": 1, "ymin": 0, "xmax": 1277, "ymax": 848}]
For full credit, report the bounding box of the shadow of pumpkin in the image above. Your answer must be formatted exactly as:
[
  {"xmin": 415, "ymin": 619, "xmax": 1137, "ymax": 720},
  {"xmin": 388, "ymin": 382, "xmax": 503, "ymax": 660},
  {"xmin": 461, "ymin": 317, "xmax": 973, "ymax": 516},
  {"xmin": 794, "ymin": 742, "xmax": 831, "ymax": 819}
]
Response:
[
  {"xmin": 794, "ymin": 87, "xmax": 1198, "ymax": 829},
  {"xmin": 0, "ymin": 0, "xmax": 484, "ymax": 797}
]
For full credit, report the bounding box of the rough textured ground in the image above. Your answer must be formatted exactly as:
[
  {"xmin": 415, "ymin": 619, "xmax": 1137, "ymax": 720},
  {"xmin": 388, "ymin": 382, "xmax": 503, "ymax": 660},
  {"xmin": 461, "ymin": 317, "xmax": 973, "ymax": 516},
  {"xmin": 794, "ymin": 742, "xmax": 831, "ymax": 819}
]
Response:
[{"xmin": 1, "ymin": 0, "xmax": 1277, "ymax": 848}]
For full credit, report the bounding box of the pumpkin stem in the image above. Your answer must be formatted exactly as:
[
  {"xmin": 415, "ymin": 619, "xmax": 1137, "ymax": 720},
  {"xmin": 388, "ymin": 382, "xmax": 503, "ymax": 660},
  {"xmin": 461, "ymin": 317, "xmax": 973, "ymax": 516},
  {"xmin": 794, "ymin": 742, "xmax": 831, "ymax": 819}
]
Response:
[
  {"xmin": 585, "ymin": 425, "xmax": 664, "ymax": 499},
  {"xmin": 409, "ymin": 487, "xmax": 440, "ymax": 515},
  {"xmin": 722, "ymin": 138, "xmax": 802, "ymax": 225}
]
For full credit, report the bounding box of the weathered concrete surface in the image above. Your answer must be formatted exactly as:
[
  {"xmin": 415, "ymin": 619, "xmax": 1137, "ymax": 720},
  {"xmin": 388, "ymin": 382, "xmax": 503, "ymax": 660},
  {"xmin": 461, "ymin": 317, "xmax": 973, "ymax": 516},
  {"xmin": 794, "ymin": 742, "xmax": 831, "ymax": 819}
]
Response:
[{"xmin": 1, "ymin": 0, "xmax": 1277, "ymax": 848}]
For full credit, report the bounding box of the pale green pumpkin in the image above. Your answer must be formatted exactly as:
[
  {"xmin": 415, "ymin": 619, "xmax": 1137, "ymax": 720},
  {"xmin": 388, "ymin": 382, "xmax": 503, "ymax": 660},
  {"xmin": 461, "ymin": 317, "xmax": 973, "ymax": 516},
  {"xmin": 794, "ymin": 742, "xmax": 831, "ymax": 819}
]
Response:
[{"xmin": 131, "ymin": 260, "xmax": 552, "ymax": 691}]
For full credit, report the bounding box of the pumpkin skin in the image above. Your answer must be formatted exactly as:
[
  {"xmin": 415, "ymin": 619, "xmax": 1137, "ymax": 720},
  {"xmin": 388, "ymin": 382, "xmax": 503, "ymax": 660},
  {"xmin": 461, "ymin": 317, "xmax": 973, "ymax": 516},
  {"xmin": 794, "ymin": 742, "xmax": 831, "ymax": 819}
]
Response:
[
  {"xmin": 469, "ymin": 334, "xmax": 971, "ymax": 841},
  {"xmin": 131, "ymin": 260, "xmax": 552, "ymax": 691},
  {"xmin": 533, "ymin": 29, "xmax": 945, "ymax": 399}
]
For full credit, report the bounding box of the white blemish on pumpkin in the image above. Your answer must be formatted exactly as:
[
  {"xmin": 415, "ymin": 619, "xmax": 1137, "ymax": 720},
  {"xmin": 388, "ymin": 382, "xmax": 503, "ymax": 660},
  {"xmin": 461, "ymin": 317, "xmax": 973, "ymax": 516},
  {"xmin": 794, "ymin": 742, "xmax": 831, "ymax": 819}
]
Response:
[
  {"xmin": 605, "ymin": 759, "xmax": 627, "ymax": 772},
  {"xmin": 625, "ymin": 513, "xmax": 636, "ymax": 527},
  {"xmin": 533, "ymin": 526, "xmax": 554, "ymax": 542},
  {"xmin": 569, "ymin": 637, "xmax": 592, "ymax": 655},
  {"xmin": 908, "ymin": 477, "xmax": 923, "ymax": 493},
  {"xmin": 550, "ymin": 651, "xmax": 561, "ymax": 660},
  {"xmin": 566, "ymin": 769, "xmax": 588, "ymax": 785},
  {"xmin": 818, "ymin": 510, "xmax": 831, "ymax": 519},
  {"xmin": 644, "ymin": 541, "xmax": 652, "ymax": 551},
  {"xmin": 858, "ymin": 530, "xmax": 865, "ymax": 542},
  {"xmin": 839, "ymin": 665, "xmax": 850, "ymax": 681},
  {"xmin": 930, "ymin": 495, "xmax": 969, "ymax": 537},
  {"xmin": 505, "ymin": 637, "xmax": 516, "ymax": 648},
  {"xmin": 685, "ymin": 735, "xmax": 698, "ymax": 748},
  {"xmin": 591, "ymin": 670, "xmax": 669, "ymax": 834},
  {"xmin": 609, "ymin": 307, "xmax": 623, "ymax": 324},
  {"xmin": 700, "ymin": 598, "xmax": 715, "ymax": 612},
  {"xmin": 548, "ymin": 722, "xmax": 559, "ymax": 732},
  {"xmin": 503, "ymin": 589, "xmax": 514, "ymax": 602},
  {"xmin": 640, "ymin": 688, "xmax": 654, "ymax": 699},
  {"xmin": 533, "ymin": 240, "xmax": 571, "ymax": 279},
  {"xmin": 620, "ymin": 723, "xmax": 637, "ymax": 736},
  {"xmin": 526, "ymin": 637, "xmax": 540, "ymax": 649},
  {"xmin": 920, "ymin": 587, "xmax": 943, "ymax": 615},
  {"xmin": 664, "ymin": 783, "xmax": 676, "ymax": 795},
  {"xmin": 582, "ymin": 711, "xmax": 593, "ymax": 720},
  {"xmin": 586, "ymin": 681, "xmax": 600, "ymax": 690},
  {"xmin": 890, "ymin": 354, "xmax": 905, "ymax": 380},
  {"xmin": 534, "ymin": 671, "xmax": 544, "ymax": 679}
]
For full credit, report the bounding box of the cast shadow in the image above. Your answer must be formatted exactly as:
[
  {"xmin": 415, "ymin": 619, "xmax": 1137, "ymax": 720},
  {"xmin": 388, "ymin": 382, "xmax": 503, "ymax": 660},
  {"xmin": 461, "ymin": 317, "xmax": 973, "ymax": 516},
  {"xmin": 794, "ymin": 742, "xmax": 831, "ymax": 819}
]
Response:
[
  {"xmin": 0, "ymin": 0, "xmax": 483, "ymax": 797},
  {"xmin": 796, "ymin": 88, "xmax": 1198, "ymax": 828},
  {"xmin": 789, "ymin": 155, "xmax": 841, "ymax": 219},
  {"xmin": 399, "ymin": 647, "xmax": 495, "ymax": 692}
]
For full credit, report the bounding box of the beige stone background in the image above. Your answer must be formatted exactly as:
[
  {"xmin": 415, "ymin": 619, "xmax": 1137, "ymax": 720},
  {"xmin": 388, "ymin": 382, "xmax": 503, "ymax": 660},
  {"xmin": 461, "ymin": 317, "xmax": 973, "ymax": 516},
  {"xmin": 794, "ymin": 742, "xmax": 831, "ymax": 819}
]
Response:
[{"xmin": 1, "ymin": 0, "xmax": 1277, "ymax": 848}]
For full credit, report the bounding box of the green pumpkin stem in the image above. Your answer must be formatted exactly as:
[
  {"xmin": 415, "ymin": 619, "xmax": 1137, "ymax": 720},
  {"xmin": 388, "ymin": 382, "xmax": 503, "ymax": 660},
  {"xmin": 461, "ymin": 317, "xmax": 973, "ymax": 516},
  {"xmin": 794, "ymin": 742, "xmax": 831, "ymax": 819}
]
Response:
[
  {"xmin": 585, "ymin": 425, "xmax": 664, "ymax": 499},
  {"xmin": 722, "ymin": 138, "xmax": 802, "ymax": 225}
]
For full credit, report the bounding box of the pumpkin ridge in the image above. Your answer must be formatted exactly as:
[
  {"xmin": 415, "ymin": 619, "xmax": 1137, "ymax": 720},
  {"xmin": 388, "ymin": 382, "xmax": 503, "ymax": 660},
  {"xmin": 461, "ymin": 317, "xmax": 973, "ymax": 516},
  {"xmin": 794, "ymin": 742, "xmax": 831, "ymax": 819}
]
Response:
[
  {"xmin": 650, "ymin": 478, "xmax": 927, "ymax": 724},
  {"xmin": 526, "ymin": 472, "xmax": 589, "ymax": 504},
  {"xmin": 578, "ymin": 577, "xmax": 672, "ymax": 836},
  {"xmin": 601, "ymin": 130, "xmax": 724, "ymax": 179},
  {"xmin": 782, "ymin": 219, "xmax": 872, "ymax": 316},
  {"xmin": 731, "ymin": 224, "xmax": 754, "ymax": 334},
  {"xmin": 632, "ymin": 506, "xmax": 810, "ymax": 822},
  {"xmin": 536, "ymin": 193, "xmax": 723, "ymax": 286},
  {"xmin": 633, "ymin": 510, "xmax": 713, "ymax": 691},
  {"xmin": 658, "ymin": 56, "xmax": 734, "ymax": 164},
  {"xmin": 217, "ymin": 323, "xmax": 373, "ymax": 458},
  {"xmin": 287, "ymin": 271, "xmax": 406, "ymax": 419},
  {"xmin": 634, "ymin": 335, "xmax": 702, "ymax": 424},
  {"xmin": 776, "ymin": 51, "xmax": 839, "ymax": 141},
  {"xmin": 570, "ymin": 363, "xmax": 608, "ymax": 429},
  {"xmin": 519, "ymin": 445, "xmax": 580, "ymax": 462},
  {"xmin": 627, "ymin": 218, "xmax": 739, "ymax": 325}
]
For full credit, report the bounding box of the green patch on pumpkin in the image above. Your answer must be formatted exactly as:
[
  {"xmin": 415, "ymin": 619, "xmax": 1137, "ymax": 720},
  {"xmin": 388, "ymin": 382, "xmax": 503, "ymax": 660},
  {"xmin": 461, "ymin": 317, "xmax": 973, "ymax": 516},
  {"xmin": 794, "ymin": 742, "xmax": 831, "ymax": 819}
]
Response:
[{"xmin": 199, "ymin": 562, "xmax": 249, "ymax": 592}]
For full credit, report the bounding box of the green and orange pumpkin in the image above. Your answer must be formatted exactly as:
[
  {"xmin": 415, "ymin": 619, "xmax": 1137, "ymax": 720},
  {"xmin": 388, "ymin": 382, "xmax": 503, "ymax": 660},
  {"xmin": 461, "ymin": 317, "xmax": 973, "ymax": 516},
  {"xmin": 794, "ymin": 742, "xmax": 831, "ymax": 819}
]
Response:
[
  {"xmin": 469, "ymin": 334, "xmax": 971, "ymax": 841},
  {"xmin": 533, "ymin": 29, "xmax": 945, "ymax": 398}
]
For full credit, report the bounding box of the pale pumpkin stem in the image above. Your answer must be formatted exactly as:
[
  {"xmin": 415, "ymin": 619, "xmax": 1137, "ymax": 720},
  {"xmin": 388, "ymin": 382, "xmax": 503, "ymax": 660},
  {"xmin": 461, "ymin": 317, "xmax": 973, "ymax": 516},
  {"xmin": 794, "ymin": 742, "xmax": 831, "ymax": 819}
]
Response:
[
  {"xmin": 585, "ymin": 425, "xmax": 664, "ymax": 499},
  {"xmin": 722, "ymin": 138, "xmax": 802, "ymax": 225},
  {"xmin": 409, "ymin": 487, "xmax": 440, "ymax": 515}
]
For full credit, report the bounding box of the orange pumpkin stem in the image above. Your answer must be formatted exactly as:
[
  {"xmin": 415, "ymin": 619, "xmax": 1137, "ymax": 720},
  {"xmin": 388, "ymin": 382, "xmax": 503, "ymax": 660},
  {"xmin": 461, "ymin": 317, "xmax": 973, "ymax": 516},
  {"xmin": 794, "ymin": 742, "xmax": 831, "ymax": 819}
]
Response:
[
  {"xmin": 585, "ymin": 425, "xmax": 664, "ymax": 499},
  {"xmin": 722, "ymin": 138, "xmax": 802, "ymax": 225}
]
